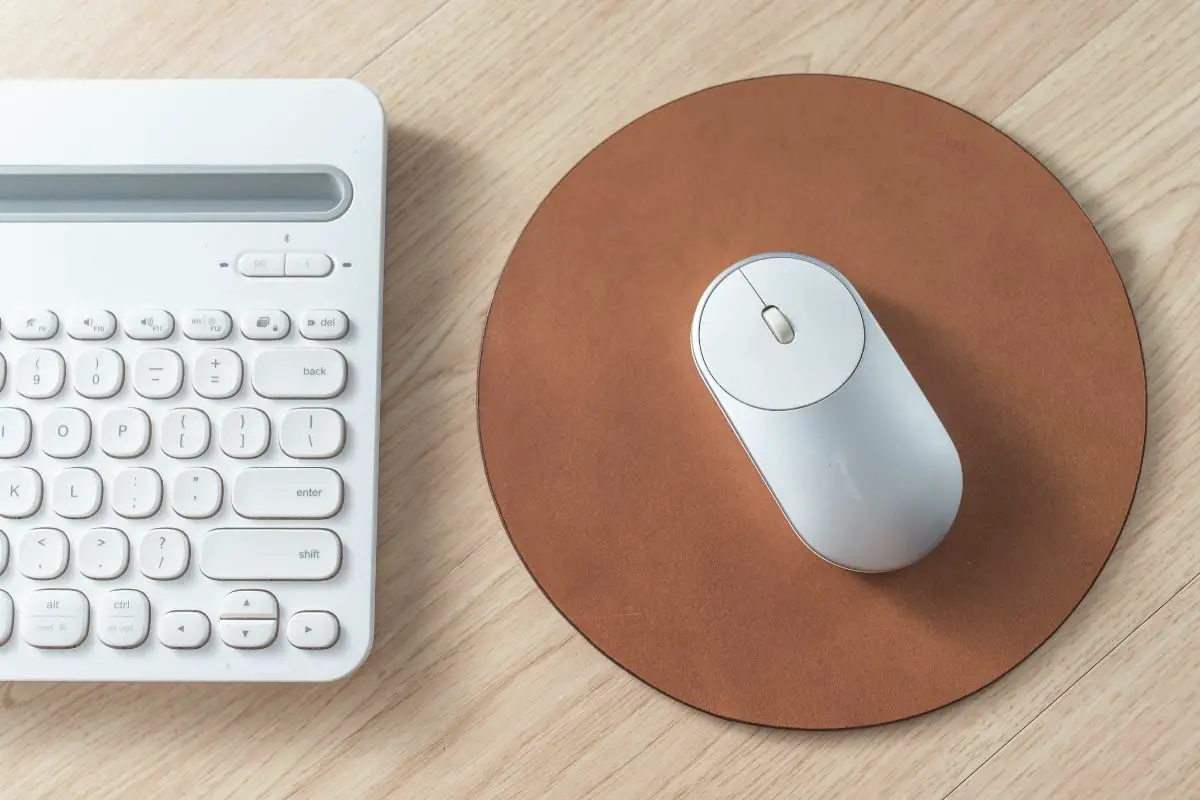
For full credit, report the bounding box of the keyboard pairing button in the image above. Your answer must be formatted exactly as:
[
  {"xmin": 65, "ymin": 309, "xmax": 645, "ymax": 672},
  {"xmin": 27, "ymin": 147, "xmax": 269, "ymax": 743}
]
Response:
[
  {"xmin": 284, "ymin": 253, "xmax": 333, "ymax": 277},
  {"xmin": 237, "ymin": 253, "xmax": 284, "ymax": 277}
]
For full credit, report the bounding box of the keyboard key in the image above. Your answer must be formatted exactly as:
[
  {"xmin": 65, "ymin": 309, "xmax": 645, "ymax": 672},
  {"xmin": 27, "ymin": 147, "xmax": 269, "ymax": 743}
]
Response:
[
  {"xmin": 221, "ymin": 590, "xmax": 278, "ymax": 620},
  {"xmin": 280, "ymin": 408, "xmax": 345, "ymax": 458},
  {"xmin": 0, "ymin": 590, "xmax": 11, "ymax": 645},
  {"xmin": 112, "ymin": 467, "xmax": 162, "ymax": 519},
  {"xmin": 134, "ymin": 349, "xmax": 184, "ymax": 399},
  {"xmin": 199, "ymin": 528, "xmax": 342, "ymax": 580},
  {"xmin": 161, "ymin": 408, "xmax": 211, "ymax": 459},
  {"xmin": 73, "ymin": 348, "xmax": 124, "ymax": 398},
  {"xmin": 98, "ymin": 589, "xmax": 150, "ymax": 648},
  {"xmin": 15, "ymin": 350, "xmax": 65, "ymax": 399},
  {"xmin": 66, "ymin": 310, "xmax": 117, "ymax": 340},
  {"xmin": 0, "ymin": 468, "xmax": 42, "ymax": 518},
  {"xmin": 101, "ymin": 408, "xmax": 151, "ymax": 458},
  {"xmin": 41, "ymin": 407, "xmax": 91, "ymax": 458},
  {"xmin": 284, "ymin": 253, "xmax": 333, "ymax": 277},
  {"xmin": 237, "ymin": 252, "xmax": 284, "ymax": 277},
  {"xmin": 232, "ymin": 468, "xmax": 343, "ymax": 519},
  {"xmin": 0, "ymin": 408, "xmax": 32, "ymax": 458},
  {"xmin": 193, "ymin": 349, "xmax": 243, "ymax": 399},
  {"xmin": 219, "ymin": 619, "xmax": 277, "ymax": 649},
  {"xmin": 172, "ymin": 468, "xmax": 222, "ymax": 519},
  {"xmin": 139, "ymin": 528, "xmax": 190, "ymax": 580},
  {"xmin": 18, "ymin": 527, "xmax": 68, "ymax": 579},
  {"xmin": 78, "ymin": 527, "xmax": 129, "ymax": 580},
  {"xmin": 159, "ymin": 610, "xmax": 210, "ymax": 649},
  {"xmin": 52, "ymin": 467, "xmax": 102, "ymax": 519},
  {"xmin": 299, "ymin": 309, "xmax": 348, "ymax": 340},
  {"xmin": 22, "ymin": 589, "xmax": 88, "ymax": 648},
  {"xmin": 10, "ymin": 310, "xmax": 59, "ymax": 340},
  {"xmin": 287, "ymin": 611, "xmax": 340, "ymax": 650},
  {"xmin": 183, "ymin": 309, "xmax": 232, "ymax": 340},
  {"xmin": 0, "ymin": 530, "xmax": 8, "ymax": 573},
  {"xmin": 241, "ymin": 309, "xmax": 290, "ymax": 340},
  {"xmin": 0, "ymin": 354, "xmax": 5, "ymax": 391},
  {"xmin": 124, "ymin": 310, "xmax": 174, "ymax": 340},
  {"xmin": 252, "ymin": 349, "xmax": 346, "ymax": 399},
  {"xmin": 220, "ymin": 408, "xmax": 270, "ymax": 458}
]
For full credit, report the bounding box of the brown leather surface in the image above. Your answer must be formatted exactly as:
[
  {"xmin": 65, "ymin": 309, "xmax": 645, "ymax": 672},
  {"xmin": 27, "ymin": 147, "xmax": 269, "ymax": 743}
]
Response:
[{"xmin": 477, "ymin": 75, "xmax": 1146, "ymax": 728}]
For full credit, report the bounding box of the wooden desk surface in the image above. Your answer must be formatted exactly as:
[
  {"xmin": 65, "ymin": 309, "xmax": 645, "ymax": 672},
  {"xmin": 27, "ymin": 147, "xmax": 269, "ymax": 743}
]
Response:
[{"xmin": 0, "ymin": 2, "xmax": 1196, "ymax": 798}]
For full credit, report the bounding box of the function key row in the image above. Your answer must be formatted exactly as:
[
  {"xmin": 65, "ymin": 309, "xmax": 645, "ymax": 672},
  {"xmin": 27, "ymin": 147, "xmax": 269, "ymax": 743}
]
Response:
[
  {"xmin": 0, "ymin": 309, "xmax": 347, "ymax": 341},
  {"xmin": 0, "ymin": 347, "xmax": 347, "ymax": 400},
  {"xmin": 0, "ymin": 526, "xmax": 342, "ymax": 581},
  {"xmin": 0, "ymin": 406, "xmax": 344, "ymax": 460},
  {"xmin": 1, "ymin": 588, "xmax": 339, "ymax": 650}
]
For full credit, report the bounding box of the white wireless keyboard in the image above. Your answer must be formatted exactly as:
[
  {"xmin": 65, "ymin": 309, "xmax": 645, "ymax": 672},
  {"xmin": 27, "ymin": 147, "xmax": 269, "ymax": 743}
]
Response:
[{"xmin": 0, "ymin": 80, "xmax": 386, "ymax": 681}]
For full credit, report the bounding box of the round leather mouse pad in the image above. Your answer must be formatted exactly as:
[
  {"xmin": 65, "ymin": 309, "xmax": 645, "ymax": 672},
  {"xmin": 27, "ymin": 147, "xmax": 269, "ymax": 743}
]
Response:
[{"xmin": 478, "ymin": 75, "xmax": 1146, "ymax": 728}]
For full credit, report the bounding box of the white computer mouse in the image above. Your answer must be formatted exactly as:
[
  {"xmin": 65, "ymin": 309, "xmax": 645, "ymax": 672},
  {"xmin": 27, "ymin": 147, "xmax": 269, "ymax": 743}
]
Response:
[{"xmin": 690, "ymin": 252, "xmax": 963, "ymax": 572}]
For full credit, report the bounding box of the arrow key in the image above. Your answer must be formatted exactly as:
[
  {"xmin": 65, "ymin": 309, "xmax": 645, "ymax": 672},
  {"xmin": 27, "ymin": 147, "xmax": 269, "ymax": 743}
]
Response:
[
  {"xmin": 79, "ymin": 527, "xmax": 129, "ymax": 580},
  {"xmin": 158, "ymin": 610, "xmax": 210, "ymax": 649},
  {"xmin": 220, "ymin": 589, "xmax": 277, "ymax": 620},
  {"xmin": 219, "ymin": 619, "xmax": 276, "ymax": 649},
  {"xmin": 287, "ymin": 611, "xmax": 339, "ymax": 650}
]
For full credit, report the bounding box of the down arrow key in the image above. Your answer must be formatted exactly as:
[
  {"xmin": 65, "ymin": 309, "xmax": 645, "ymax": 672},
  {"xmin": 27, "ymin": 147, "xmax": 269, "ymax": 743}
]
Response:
[{"xmin": 219, "ymin": 619, "xmax": 276, "ymax": 649}]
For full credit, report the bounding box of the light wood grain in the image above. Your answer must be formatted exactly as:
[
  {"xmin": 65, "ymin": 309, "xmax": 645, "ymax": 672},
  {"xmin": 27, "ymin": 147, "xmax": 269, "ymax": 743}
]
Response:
[
  {"xmin": 0, "ymin": 1, "xmax": 1197, "ymax": 798},
  {"xmin": 954, "ymin": 573, "xmax": 1200, "ymax": 799}
]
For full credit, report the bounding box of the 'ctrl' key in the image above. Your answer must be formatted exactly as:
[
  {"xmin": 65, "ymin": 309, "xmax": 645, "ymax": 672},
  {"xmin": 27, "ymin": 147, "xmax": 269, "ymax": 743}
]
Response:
[{"xmin": 22, "ymin": 589, "xmax": 89, "ymax": 648}]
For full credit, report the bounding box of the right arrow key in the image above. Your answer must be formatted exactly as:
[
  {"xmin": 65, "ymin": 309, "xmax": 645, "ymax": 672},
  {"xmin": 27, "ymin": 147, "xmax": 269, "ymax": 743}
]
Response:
[{"xmin": 287, "ymin": 611, "xmax": 339, "ymax": 650}]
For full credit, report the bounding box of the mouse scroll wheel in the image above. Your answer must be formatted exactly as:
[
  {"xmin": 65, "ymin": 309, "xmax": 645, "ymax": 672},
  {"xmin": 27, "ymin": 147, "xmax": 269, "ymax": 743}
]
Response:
[{"xmin": 761, "ymin": 305, "xmax": 795, "ymax": 344}]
